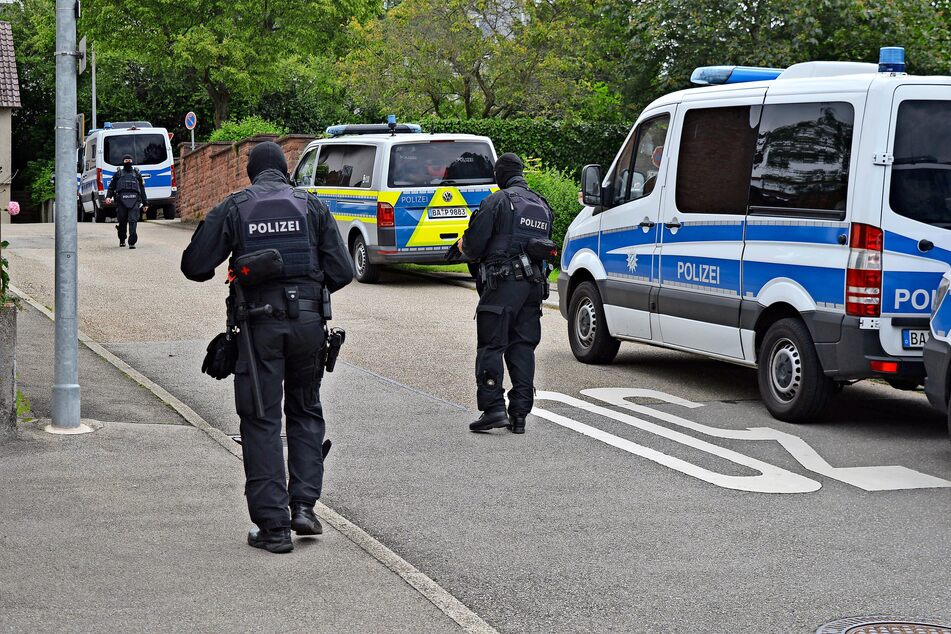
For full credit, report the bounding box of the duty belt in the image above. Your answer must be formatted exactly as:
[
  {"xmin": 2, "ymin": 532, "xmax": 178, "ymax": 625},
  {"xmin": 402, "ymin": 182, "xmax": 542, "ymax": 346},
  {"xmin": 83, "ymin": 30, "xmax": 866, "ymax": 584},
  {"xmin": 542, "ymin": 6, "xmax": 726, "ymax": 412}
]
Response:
[{"xmin": 239, "ymin": 286, "xmax": 324, "ymax": 320}]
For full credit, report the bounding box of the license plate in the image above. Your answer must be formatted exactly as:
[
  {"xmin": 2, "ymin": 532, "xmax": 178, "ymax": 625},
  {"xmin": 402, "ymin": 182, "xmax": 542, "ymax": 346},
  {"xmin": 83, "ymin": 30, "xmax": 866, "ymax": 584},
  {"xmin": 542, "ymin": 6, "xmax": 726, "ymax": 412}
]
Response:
[
  {"xmin": 902, "ymin": 329, "xmax": 930, "ymax": 349},
  {"xmin": 428, "ymin": 207, "xmax": 468, "ymax": 219}
]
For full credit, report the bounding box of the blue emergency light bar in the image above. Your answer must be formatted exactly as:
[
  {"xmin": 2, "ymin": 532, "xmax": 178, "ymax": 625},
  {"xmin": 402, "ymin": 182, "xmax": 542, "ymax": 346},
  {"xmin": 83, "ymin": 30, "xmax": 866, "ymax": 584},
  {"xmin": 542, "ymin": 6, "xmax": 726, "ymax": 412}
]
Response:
[
  {"xmin": 325, "ymin": 123, "xmax": 422, "ymax": 137},
  {"xmin": 879, "ymin": 47, "xmax": 905, "ymax": 73},
  {"xmin": 690, "ymin": 65, "xmax": 784, "ymax": 86}
]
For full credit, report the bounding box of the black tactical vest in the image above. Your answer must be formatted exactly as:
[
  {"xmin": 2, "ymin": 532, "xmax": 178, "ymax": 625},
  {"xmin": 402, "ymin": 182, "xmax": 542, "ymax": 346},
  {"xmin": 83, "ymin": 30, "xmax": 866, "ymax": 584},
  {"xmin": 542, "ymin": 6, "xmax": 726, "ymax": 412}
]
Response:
[
  {"xmin": 233, "ymin": 187, "xmax": 319, "ymax": 281},
  {"xmin": 114, "ymin": 169, "xmax": 142, "ymax": 209},
  {"xmin": 486, "ymin": 187, "xmax": 553, "ymax": 259}
]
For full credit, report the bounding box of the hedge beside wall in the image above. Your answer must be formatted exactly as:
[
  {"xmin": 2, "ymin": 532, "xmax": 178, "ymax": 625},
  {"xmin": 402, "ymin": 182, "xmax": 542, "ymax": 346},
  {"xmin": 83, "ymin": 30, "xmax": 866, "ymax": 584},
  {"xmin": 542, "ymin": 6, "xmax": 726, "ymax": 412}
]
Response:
[{"xmin": 418, "ymin": 117, "xmax": 630, "ymax": 176}]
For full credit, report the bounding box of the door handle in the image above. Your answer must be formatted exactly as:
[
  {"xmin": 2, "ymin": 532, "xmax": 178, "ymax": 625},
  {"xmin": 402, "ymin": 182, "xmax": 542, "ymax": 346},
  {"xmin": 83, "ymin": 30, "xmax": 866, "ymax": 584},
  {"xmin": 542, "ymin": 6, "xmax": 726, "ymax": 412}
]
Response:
[
  {"xmin": 638, "ymin": 219, "xmax": 656, "ymax": 229},
  {"xmin": 664, "ymin": 220, "xmax": 682, "ymax": 230},
  {"xmin": 919, "ymin": 239, "xmax": 935, "ymax": 253}
]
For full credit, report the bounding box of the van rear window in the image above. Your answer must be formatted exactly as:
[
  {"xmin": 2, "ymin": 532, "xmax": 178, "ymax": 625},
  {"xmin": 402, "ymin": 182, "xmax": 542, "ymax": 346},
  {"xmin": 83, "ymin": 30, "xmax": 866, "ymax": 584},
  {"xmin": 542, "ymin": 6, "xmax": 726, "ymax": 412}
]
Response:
[
  {"xmin": 103, "ymin": 134, "xmax": 168, "ymax": 166},
  {"xmin": 388, "ymin": 142, "xmax": 494, "ymax": 188},
  {"xmin": 890, "ymin": 100, "xmax": 951, "ymax": 228}
]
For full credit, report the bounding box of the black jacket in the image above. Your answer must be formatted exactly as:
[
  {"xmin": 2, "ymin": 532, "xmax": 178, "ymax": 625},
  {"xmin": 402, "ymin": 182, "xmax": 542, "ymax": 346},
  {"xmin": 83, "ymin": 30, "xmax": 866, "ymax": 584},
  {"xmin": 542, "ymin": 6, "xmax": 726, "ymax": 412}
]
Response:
[
  {"xmin": 180, "ymin": 169, "xmax": 353, "ymax": 293},
  {"xmin": 461, "ymin": 175, "xmax": 544, "ymax": 264},
  {"xmin": 107, "ymin": 168, "xmax": 148, "ymax": 206}
]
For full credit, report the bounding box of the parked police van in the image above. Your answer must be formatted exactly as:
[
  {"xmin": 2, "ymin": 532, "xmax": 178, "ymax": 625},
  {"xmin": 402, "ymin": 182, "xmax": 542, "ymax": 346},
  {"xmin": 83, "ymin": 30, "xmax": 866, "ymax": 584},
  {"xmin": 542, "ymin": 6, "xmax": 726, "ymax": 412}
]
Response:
[
  {"xmin": 560, "ymin": 47, "xmax": 951, "ymax": 422},
  {"xmin": 924, "ymin": 270, "xmax": 951, "ymax": 440},
  {"xmin": 79, "ymin": 121, "xmax": 177, "ymax": 223},
  {"xmin": 292, "ymin": 119, "xmax": 498, "ymax": 282}
]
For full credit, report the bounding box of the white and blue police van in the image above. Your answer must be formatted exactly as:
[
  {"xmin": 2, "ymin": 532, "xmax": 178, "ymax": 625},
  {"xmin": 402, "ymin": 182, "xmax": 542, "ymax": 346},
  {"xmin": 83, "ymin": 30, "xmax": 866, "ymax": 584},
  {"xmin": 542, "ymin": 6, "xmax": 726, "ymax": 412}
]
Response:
[
  {"xmin": 924, "ymin": 270, "xmax": 951, "ymax": 439},
  {"xmin": 292, "ymin": 119, "xmax": 498, "ymax": 283},
  {"xmin": 79, "ymin": 121, "xmax": 177, "ymax": 223},
  {"xmin": 560, "ymin": 47, "xmax": 951, "ymax": 422}
]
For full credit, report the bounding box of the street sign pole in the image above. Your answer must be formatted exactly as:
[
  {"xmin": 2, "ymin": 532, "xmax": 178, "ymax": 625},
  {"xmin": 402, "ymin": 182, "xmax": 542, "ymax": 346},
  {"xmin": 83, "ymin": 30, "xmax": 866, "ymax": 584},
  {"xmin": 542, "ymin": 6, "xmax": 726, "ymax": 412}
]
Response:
[
  {"xmin": 185, "ymin": 111, "xmax": 197, "ymax": 150},
  {"xmin": 49, "ymin": 0, "xmax": 87, "ymax": 433}
]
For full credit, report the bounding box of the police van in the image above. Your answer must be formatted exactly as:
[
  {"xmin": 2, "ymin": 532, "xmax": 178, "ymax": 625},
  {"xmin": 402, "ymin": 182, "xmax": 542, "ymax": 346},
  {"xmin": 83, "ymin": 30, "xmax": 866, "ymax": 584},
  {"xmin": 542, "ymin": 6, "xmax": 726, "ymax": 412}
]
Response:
[
  {"xmin": 79, "ymin": 121, "xmax": 177, "ymax": 223},
  {"xmin": 924, "ymin": 270, "xmax": 951, "ymax": 439},
  {"xmin": 560, "ymin": 47, "xmax": 951, "ymax": 422},
  {"xmin": 292, "ymin": 121, "xmax": 498, "ymax": 282}
]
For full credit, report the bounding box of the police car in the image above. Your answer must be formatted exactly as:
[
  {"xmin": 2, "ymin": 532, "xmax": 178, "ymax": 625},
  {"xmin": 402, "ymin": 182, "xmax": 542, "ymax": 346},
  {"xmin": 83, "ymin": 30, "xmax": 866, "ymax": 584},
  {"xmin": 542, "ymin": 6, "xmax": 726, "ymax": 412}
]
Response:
[
  {"xmin": 560, "ymin": 47, "xmax": 951, "ymax": 423},
  {"xmin": 79, "ymin": 121, "xmax": 177, "ymax": 223},
  {"xmin": 924, "ymin": 270, "xmax": 951, "ymax": 440},
  {"xmin": 292, "ymin": 119, "xmax": 498, "ymax": 282}
]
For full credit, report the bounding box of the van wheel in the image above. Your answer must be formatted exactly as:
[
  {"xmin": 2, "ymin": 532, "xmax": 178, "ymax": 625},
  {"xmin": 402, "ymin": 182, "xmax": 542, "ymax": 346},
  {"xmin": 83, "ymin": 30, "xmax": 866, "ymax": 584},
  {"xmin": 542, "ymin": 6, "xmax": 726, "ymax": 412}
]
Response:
[
  {"xmin": 162, "ymin": 204, "xmax": 176, "ymax": 220},
  {"xmin": 568, "ymin": 281, "xmax": 620, "ymax": 364},
  {"xmin": 351, "ymin": 235, "xmax": 380, "ymax": 283},
  {"xmin": 145, "ymin": 207, "xmax": 157, "ymax": 220},
  {"xmin": 757, "ymin": 318, "xmax": 833, "ymax": 423}
]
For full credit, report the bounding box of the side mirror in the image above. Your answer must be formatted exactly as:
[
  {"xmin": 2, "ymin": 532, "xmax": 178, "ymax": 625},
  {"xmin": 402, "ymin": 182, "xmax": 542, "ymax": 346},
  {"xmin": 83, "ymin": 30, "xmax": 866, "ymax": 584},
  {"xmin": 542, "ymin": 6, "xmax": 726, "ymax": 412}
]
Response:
[{"xmin": 581, "ymin": 164, "xmax": 604, "ymax": 207}]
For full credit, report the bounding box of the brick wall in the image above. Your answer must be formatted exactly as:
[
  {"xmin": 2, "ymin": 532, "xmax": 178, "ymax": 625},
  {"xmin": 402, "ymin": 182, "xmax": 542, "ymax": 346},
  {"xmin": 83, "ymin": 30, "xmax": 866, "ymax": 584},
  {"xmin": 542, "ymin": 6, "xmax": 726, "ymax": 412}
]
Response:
[{"xmin": 177, "ymin": 134, "xmax": 316, "ymax": 222}]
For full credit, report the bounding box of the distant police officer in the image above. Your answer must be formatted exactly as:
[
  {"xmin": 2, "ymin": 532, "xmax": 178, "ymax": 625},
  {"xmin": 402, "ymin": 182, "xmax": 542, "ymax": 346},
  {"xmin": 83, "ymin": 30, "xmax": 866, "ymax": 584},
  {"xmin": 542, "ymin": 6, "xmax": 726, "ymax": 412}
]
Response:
[
  {"xmin": 460, "ymin": 153, "xmax": 555, "ymax": 435},
  {"xmin": 181, "ymin": 142, "xmax": 352, "ymax": 553},
  {"xmin": 105, "ymin": 154, "xmax": 148, "ymax": 249}
]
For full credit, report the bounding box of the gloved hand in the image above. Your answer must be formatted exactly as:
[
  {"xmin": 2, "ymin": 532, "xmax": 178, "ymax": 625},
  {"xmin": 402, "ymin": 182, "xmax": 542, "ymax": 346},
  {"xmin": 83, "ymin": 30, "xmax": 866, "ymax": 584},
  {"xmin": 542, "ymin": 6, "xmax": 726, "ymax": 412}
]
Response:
[{"xmin": 444, "ymin": 240, "xmax": 464, "ymax": 263}]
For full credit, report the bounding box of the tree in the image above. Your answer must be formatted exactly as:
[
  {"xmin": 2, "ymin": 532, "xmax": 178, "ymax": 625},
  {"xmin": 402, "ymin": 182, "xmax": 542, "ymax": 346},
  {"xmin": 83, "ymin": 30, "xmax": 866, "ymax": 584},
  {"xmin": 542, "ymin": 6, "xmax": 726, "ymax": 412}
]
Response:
[
  {"xmin": 81, "ymin": 0, "xmax": 379, "ymax": 127},
  {"xmin": 343, "ymin": 0, "xmax": 624, "ymax": 120}
]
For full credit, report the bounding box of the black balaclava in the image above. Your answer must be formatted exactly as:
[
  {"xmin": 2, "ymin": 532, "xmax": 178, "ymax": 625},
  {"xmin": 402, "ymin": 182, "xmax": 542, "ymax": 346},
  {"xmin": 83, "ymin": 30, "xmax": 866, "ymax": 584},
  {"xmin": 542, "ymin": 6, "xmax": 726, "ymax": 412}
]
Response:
[
  {"xmin": 247, "ymin": 141, "xmax": 288, "ymax": 182},
  {"xmin": 494, "ymin": 153, "xmax": 524, "ymax": 188},
  {"xmin": 122, "ymin": 154, "xmax": 133, "ymax": 171}
]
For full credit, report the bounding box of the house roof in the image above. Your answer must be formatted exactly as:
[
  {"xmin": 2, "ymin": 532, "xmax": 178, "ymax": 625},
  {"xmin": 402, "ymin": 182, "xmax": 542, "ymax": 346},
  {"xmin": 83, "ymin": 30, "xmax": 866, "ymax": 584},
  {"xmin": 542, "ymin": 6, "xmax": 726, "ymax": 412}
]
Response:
[{"xmin": 0, "ymin": 22, "xmax": 20, "ymax": 109}]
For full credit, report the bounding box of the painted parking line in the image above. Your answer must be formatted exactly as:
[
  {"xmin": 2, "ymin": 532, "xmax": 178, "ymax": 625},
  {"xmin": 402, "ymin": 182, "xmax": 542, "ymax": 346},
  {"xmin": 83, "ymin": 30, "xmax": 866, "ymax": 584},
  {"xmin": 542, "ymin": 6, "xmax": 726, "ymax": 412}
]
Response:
[{"xmin": 533, "ymin": 389, "xmax": 951, "ymax": 494}]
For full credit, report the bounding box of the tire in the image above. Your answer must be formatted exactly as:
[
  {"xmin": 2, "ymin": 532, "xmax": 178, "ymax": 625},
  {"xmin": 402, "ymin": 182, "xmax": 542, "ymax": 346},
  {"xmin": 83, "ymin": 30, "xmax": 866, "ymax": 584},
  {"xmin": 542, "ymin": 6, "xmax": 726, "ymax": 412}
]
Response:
[
  {"xmin": 757, "ymin": 318, "xmax": 834, "ymax": 423},
  {"xmin": 567, "ymin": 280, "xmax": 620, "ymax": 364},
  {"xmin": 351, "ymin": 235, "xmax": 380, "ymax": 283},
  {"xmin": 93, "ymin": 200, "xmax": 106, "ymax": 224},
  {"xmin": 145, "ymin": 207, "xmax": 158, "ymax": 220},
  {"xmin": 947, "ymin": 400, "xmax": 951, "ymax": 446},
  {"xmin": 162, "ymin": 204, "xmax": 176, "ymax": 220},
  {"xmin": 77, "ymin": 202, "xmax": 87, "ymax": 222}
]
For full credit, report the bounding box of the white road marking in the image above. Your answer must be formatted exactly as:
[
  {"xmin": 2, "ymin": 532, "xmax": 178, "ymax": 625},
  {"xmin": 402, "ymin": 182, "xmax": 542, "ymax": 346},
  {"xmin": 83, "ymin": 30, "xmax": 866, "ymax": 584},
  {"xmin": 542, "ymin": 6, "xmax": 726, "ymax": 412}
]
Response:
[
  {"xmin": 533, "ymin": 391, "xmax": 822, "ymax": 494},
  {"xmin": 583, "ymin": 388, "xmax": 951, "ymax": 492}
]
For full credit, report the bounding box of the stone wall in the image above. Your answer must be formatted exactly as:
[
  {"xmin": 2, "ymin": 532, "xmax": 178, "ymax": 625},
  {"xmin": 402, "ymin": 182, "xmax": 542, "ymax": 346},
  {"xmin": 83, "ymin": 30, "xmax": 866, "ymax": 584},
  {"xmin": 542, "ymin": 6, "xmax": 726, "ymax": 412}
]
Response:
[{"xmin": 176, "ymin": 134, "xmax": 315, "ymax": 222}]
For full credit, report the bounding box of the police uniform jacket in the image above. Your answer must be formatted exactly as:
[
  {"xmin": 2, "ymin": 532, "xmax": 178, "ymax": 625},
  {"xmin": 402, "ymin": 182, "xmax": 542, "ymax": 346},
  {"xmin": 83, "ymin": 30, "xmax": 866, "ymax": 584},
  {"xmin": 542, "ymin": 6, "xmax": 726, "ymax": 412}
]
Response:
[
  {"xmin": 180, "ymin": 168, "xmax": 352, "ymax": 293},
  {"xmin": 461, "ymin": 175, "xmax": 549, "ymax": 266}
]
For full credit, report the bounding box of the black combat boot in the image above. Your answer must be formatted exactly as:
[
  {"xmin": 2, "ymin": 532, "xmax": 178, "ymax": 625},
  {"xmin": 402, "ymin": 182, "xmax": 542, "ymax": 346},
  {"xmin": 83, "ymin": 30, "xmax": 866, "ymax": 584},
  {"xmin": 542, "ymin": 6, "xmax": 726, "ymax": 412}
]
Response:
[
  {"xmin": 469, "ymin": 410, "xmax": 509, "ymax": 432},
  {"xmin": 247, "ymin": 526, "xmax": 293, "ymax": 554},
  {"xmin": 509, "ymin": 414, "xmax": 526, "ymax": 434},
  {"xmin": 291, "ymin": 503, "xmax": 322, "ymax": 536}
]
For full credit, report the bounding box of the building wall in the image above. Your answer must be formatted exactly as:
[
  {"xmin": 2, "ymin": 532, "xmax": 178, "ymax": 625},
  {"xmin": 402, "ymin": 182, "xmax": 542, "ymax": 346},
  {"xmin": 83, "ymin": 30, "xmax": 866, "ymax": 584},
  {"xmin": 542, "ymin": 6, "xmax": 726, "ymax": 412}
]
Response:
[
  {"xmin": 0, "ymin": 109, "xmax": 11, "ymax": 225},
  {"xmin": 177, "ymin": 134, "xmax": 315, "ymax": 223}
]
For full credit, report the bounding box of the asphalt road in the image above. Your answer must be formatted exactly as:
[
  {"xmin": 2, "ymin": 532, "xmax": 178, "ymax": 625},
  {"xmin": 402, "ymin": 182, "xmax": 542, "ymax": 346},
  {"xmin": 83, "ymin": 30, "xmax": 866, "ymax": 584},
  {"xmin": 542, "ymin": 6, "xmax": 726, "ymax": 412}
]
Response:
[{"xmin": 6, "ymin": 220, "xmax": 951, "ymax": 632}]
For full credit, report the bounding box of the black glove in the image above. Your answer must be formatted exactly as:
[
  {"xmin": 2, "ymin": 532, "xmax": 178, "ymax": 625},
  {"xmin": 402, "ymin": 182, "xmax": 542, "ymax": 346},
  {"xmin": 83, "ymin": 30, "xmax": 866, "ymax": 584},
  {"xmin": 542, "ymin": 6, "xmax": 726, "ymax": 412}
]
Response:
[
  {"xmin": 444, "ymin": 241, "xmax": 464, "ymax": 263},
  {"xmin": 201, "ymin": 332, "xmax": 238, "ymax": 380}
]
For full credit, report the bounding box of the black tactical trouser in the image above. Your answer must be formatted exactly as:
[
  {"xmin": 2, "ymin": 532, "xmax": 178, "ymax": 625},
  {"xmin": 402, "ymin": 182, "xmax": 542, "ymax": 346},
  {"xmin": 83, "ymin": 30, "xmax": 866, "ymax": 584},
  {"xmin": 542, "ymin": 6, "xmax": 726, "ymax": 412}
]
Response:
[
  {"xmin": 475, "ymin": 278, "xmax": 544, "ymax": 417},
  {"xmin": 116, "ymin": 204, "xmax": 140, "ymax": 245},
  {"xmin": 234, "ymin": 310, "xmax": 326, "ymax": 530}
]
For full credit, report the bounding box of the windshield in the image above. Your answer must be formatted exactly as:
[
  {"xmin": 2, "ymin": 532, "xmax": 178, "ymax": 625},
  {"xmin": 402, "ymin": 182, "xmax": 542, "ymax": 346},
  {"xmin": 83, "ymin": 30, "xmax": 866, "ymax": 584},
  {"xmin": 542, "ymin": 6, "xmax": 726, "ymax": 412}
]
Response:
[
  {"xmin": 388, "ymin": 141, "xmax": 494, "ymax": 188},
  {"xmin": 890, "ymin": 100, "xmax": 951, "ymax": 228},
  {"xmin": 103, "ymin": 133, "xmax": 168, "ymax": 166}
]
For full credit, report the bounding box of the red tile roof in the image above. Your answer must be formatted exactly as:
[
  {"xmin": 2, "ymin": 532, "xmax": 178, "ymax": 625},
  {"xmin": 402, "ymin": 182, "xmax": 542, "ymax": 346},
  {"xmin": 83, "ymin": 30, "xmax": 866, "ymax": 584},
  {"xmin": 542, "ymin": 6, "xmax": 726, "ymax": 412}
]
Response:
[{"xmin": 0, "ymin": 22, "xmax": 21, "ymax": 109}]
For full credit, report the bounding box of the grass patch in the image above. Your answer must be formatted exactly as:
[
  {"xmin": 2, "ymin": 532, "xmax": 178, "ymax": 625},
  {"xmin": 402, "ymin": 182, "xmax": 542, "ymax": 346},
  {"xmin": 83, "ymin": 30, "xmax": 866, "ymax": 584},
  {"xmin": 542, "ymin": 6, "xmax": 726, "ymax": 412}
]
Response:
[
  {"xmin": 393, "ymin": 263, "xmax": 472, "ymax": 276},
  {"xmin": 15, "ymin": 389, "xmax": 32, "ymax": 422}
]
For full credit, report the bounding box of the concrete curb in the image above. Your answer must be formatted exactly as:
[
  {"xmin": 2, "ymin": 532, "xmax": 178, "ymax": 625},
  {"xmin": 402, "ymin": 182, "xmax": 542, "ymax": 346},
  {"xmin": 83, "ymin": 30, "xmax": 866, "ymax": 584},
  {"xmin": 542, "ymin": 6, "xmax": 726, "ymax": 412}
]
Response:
[{"xmin": 9, "ymin": 284, "xmax": 499, "ymax": 634}]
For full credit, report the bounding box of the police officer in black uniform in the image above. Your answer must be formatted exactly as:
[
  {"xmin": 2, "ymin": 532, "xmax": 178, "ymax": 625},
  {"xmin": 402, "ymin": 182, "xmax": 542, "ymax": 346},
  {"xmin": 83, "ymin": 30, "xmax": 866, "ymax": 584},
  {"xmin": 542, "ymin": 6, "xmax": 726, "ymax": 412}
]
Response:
[
  {"xmin": 181, "ymin": 142, "xmax": 352, "ymax": 553},
  {"xmin": 105, "ymin": 154, "xmax": 148, "ymax": 249},
  {"xmin": 460, "ymin": 153, "xmax": 554, "ymax": 434}
]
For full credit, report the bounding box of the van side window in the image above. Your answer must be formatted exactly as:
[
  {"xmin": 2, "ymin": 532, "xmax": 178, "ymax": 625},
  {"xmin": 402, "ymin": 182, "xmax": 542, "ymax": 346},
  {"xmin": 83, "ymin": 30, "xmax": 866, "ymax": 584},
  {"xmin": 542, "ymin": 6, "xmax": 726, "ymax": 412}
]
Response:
[
  {"xmin": 607, "ymin": 115, "xmax": 669, "ymax": 207},
  {"xmin": 313, "ymin": 145, "xmax": 376, "ymax": 188},
  {"xmin": 606, "ymin": 131, "xmax": 636, "ymax": 206},
  {"xmin": 293, "ymin": 148, "xmax": 318, "ymax": 186},
  {"xmin": 750, "ymin": 102, "xmax": 854, "ymax": 214},
  {"xmin": 890, "ymin": 100, "xmax": 951, "ymax": 227},
  {"xmin": 676, "ymin": 106, "xmax": 759, "ymax": 214},
  {"xmin": 85, "ymin": 140, "xmax": 96, "ymax": 171}
]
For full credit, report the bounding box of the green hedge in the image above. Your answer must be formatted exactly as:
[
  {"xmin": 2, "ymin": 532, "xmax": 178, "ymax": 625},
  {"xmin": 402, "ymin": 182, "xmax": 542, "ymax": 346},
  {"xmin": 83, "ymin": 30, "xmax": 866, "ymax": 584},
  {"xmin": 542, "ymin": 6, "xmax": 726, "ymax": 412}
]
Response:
[
  {"xmin": 523, "ymin": 160, "xmax": 582, "ymax": 250},
  {"xmin": 418, "ymin": 117, "xmax": 629, "ymax": 176},
  {"xmin": 25, "ymin": 159, "xmax": 55, "ymax": 204},
  {"xmin": 207, "ymin": 116, "xmax": 289, "ymax": 143}
]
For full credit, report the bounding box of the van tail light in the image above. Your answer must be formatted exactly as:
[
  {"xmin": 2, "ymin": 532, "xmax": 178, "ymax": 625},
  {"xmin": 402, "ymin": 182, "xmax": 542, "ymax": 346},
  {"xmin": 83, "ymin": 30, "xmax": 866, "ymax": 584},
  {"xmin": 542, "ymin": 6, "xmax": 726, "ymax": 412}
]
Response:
[
  {"xmin": 846, "ymin": 223, "xmax": 883, "ymax": 317},
  {"xmin": 170, "ymin": 164, "xmax": 177, "ymax": 190},
  {"xmin": 96, "ymin": 168, "xmax": 104, "ymax": 193},
  {"xmin": 870, "ymin": 360, "xmax": 899, "ymax": 373},
  {"xmin": 378, "ymin": 202, "xmax": 395, "ymax": 228}
]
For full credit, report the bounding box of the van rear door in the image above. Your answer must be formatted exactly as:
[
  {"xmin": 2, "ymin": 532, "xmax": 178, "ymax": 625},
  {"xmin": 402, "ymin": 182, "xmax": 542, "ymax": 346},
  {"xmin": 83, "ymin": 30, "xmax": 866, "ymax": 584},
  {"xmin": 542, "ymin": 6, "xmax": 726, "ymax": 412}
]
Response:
[
  {"xmin": 880, "ymin": 85, "xmax": 951, "ymax": 357},
  {"xmin": 102, "ymin": 132, "xmax": 173, "ymax": 201}
]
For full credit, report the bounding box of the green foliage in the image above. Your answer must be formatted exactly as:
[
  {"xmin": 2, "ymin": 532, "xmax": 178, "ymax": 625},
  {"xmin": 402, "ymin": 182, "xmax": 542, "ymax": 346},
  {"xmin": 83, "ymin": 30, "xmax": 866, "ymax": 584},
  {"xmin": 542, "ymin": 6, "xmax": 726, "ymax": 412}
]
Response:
[
  {"xmin": 207, "ymin": 116, "xmax": 289, "ymax": 143},
  {"xmin": 0, "ymin": 241, "xmax": 10, "ymax": 305},
  {"xmin": 419, "ymin": 117, "xmax": 628, "ymax": 175},
  {"xmin": 523, "ymin": 160, "xmax": 582, "ymax": 250},
  {"xmin": 15, "ymin": 389, "xmax": 32, "ymax": 422},
  {"xmin": 24, "ymin": 160, "xmax": 55, "ymax": 205}
]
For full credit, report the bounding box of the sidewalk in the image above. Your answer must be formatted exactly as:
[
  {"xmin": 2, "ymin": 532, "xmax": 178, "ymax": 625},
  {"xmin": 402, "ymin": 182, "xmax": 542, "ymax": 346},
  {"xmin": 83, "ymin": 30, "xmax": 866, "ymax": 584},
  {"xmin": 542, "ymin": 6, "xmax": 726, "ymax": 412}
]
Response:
[{"xmin": 0, "ymin": 303, "xmax": 461, "ymax": 632}]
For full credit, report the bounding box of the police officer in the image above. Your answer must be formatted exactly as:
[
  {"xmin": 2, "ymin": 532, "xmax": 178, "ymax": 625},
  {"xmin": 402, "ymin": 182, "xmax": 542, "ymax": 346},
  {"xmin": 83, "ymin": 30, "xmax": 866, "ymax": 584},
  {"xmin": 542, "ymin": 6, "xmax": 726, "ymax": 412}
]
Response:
[
  {"xmin": 180, "ymin": 142, "xmax": 352, "ymax": 553},
  {"xmin": 460, "ymin": 153, "xmax": 554, "ymax": 435},
  {"xmin": 105, "ymin": 154, "xmax": 148, "ymax": 249}
]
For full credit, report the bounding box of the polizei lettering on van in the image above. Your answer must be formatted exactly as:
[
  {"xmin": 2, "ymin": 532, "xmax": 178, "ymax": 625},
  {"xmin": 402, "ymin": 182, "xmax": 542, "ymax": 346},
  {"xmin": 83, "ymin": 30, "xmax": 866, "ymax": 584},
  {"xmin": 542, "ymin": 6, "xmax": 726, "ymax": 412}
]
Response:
[
  {"xmin": 247, "ymin": 219, "xmax": 303, "ymax": 236},
  {"xmin": 677, "ymin": 261, "xmax": 720, "ymax": 285}
]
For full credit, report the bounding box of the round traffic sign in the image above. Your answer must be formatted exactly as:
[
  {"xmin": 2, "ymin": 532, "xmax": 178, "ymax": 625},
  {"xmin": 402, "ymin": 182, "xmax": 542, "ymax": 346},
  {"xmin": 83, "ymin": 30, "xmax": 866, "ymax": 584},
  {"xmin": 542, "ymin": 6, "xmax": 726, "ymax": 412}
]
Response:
[{"xmin": 185, "ymin": 111, "xmax": 197, "ymax": 130}]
